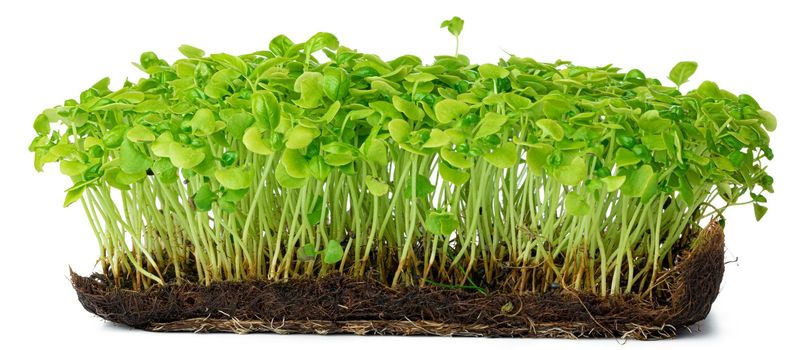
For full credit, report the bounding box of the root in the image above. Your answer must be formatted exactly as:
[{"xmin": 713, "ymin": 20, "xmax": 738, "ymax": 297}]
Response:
[{"xmin": 71, "ymin": 223, "xmax": 724, "ymax": 339}]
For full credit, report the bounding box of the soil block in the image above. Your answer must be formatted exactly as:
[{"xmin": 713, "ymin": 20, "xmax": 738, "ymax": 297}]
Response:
[{"xmin": 71, "ymin": 222, "xmax": 724, "ymax": 339}]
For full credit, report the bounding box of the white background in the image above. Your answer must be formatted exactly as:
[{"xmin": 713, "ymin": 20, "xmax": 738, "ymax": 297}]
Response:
[{"xmin": 1, "ymin": 0, "xmax": 800, "ymax": 348}]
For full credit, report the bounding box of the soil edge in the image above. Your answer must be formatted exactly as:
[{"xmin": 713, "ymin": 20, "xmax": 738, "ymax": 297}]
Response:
[{"xmin": 71, "ymin": 222, "xmax": 725, "ymax": 339}]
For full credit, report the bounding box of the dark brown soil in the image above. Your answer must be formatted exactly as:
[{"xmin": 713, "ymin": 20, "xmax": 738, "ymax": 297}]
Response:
[{"xmin": 71, "ymin": 223, "xmax": 724, "ymax": 339}]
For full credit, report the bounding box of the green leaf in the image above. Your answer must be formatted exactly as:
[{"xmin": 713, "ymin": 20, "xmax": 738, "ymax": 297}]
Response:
[
  {"xmin": 480, "ymin": 93, "xmax": 503, "ymax": 106},
  {"xmin": 242, "ymin": 127, "xmax": 273, "ymax": 155},
  {"xmin": 321, "ymin": 100, "xmax": 341, "ymax": 122},
  {"xmin": 757, "ymin": 109, "xmax": 777, "ymax": 132},
  {"xmin": 102, "ymin": 126, "xmax": 127, "ymax": 149},
  {"xmin": 269, "ymin": 34, "xmax": 294, "ymax": 56},
  {"xmin": 526, "ymin": 143, "xmax": 554, "ymax": 174},
  {"xmin": 281, "ymin": 149, "xmax": 309, "ymax": 178},
  {"xmin": 370, "ymin": 100, "xmax": 402, "ymax": 119},
  {"xmin": 425, "ymin": 210, "xmax": 459, "ymax": 235},
  {"xmin": 504, "ymin": 93, "xmax": 531, "ymax": 110},
  {"xmin": 697, "ymin": 80, "xmax": 721, "ymax": 98},
  {"xmin": 753, "ymin": 203, "xmax": 768, "ymax": 221},
  {"xmin": 308, "ymin": 198, "xmax": 324, "ymax": 224},
  {"xmin": 297, "ymin": 243, "xmax": 317, "ymax": 262},
  {"xmin": 478, "ymin": 64, "xmax": 509, "ymax": 80},
  {"xmin": 285, "ymin": 125, "xmax": 320, "ymax": 149},
  {"xmin": 601, "ymin": 176, "xmax": 626, "ymax": 192},
  {"xmin": 474, "ymin": 112, "xmax": 507, "ymax": 139},
  {"xmin": 712, "ymin": 156, "xmax": 736, "ymax": 172},
  {"xmin": 33, "ymin": 114, "xmax": 50, "ymax": 135},
  {"xmin": 168, "ymin": 143, "xmax": 205, "ymax": 169},
  {"xmin": 323, "ymin": 239, "xmax": 343, "ymax": 264},
  {"xmin": 120, "ymin": 140, "xmax": 151, "ymax": 174},
  {"xmin": 642, "ymin": 134, "xmax": 667, "ymax": 150},
  {"xmin": 178, "ymin": 44, "xmax": 205, "ymax": 59},
  {"xmin": 565, "ymin": 193, "xmax": 590, "ymax": 216},
  {"xmin": 438, "ymin": 162, "xmax": 470, "ymax": 186},
  {"xmin": 275, "ymin": 163, "xmax": 306, "ymax": 189},
  {"xmin": 664, "ymin": 131, "xmax": 681, "ymax": 161},
  {"xmin": 109, "ymin": 168, "xmax": 145, "ymax": 189},
  {"xmin": 219, "ymin": 109, "xmax": 254, "ymax": 139},
  {"xmin": 190, "ymin": 108, "xmax": 217, "ymax": 136},
  {"xmin": 678, "ymin": 175, "xmax": 694, "ymax": 205},
  {"xmin": 637, "ymin": 110, "xmax": 671, "ymax": 133},
  {"xmin": 111, "ymin": 89, "xmax": 145, "ymax": 103},
  {"xmin": 192, "ymin": 184, "xmax": 217, "ymax": 211},
  {"xmin": 204, "ymin": 81, "xmax": 229, "ymax": 100},
  {"xmin": 215, "ymin": 166, "xmax": 252, "ymax": 189},
  {"xmin": 220, "ymin": 186, "xmax": 249, "ymax": 203},
  {"xmin": 59, "ymin": 160, "xmax": 87, "ymax": 177},
  {"xmin": 293, "ymin": 71, "xmax": 325, "ymax": 108},
  {"xmin": 423, "ymin": 128, "xmax": 450, "ymax": 148},
  {"xmin": 404, "ymin": 174, "xmax": 435, "ymax": 199},
  {"xmin": 392, "ymin": 95, "xmax": 424, "ymax": 121},
  {"xmin": 308, "ymin": 156, "xmax": 332, "ymax": 181},
  {"xmin": 717, "ymin": 182, "xmax": 734, "ymax": 202},
  {"xmin": 405, "ymin": 72, "xmax": 437, "ymax": 83},
  {"xmin": 388, "ymin": 119, "xmax": 411, "ymax": 144},
  {"xmin": 363, "ymin": 139, "xmax": 388, "ymax": 166},
  {"xmin": 151, "ymin": 133, "xmax": 174, "ymax": 157},
  {"xmin": 539, "ymin": 96, "xmax": 574, "ymax": 119},
  {"xmin": 668, "ymin": 61, "xmax": 698, "ymax": 87},
  {"xmin": 346, "ymin": 108, "xmax": 376, "ymax": 120},
  {"xmin": 440, "ymin": 16, "xmax": 465, "ymax": 37},
  {"xmin": 305, "ymin": 32, "xmax": 339, "ymax": 55},
  {"xmin": 323, "ymin": 66, "xmax": 350, "ymax": 101},
  {"xmin": 126, "ymin": 125, "xmax": 155, "ymax": 142},
  {"xmin": 536, "ymin": 119, "xmax": 564, "ymax": 141},
  {"xmin": 615, "ymin": 148, "xmax": 641, "ymax": 167},
  {"xmin": 371, "ymin": 79, "xmax": 401, "ymax": 95},
  {"xmin": 434, "ymin": 99, "xmax": 469, "ymax": 124},
  {"xmin": 210, "ymin": 53, "xmax": 248, "ymax": 75},
  {"xmin": 323, "ymin": 153, "xmax": 354, "ymax": 167},
  {"xmin": 621, "ymin": 165, "xmax": 657, "ymax": 200},
  {"xmin": 64, "ymin": 186, "xmax": 85, "ymax": 207},
  {"xmin": 685, "ymin": 151, "xmax": 709, "ymax": 166},
  {"xmin": 366, "ymin": 176, "xmax": 389, "ymax": 196},
  {"xmin": 321, "ymin": 142, "xmax": 355, "ymax": 157},
  {"xmin": 555, "ymin": 157, "xmax": 586, "ymax": 186},
  {"xmin": 151, "ymin": 158, "xmax": 177, "ymax": 183},
  {"xmin": 482, "ymin": 142, "xmax": 517, "ymax": 168},
  {"xmin": 440, "ymin": 148, "xmax": 473, "ymax": 169},
  {"xmin": 251, "ymin": 91, "xmax": 280, "ymax": 128}
]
